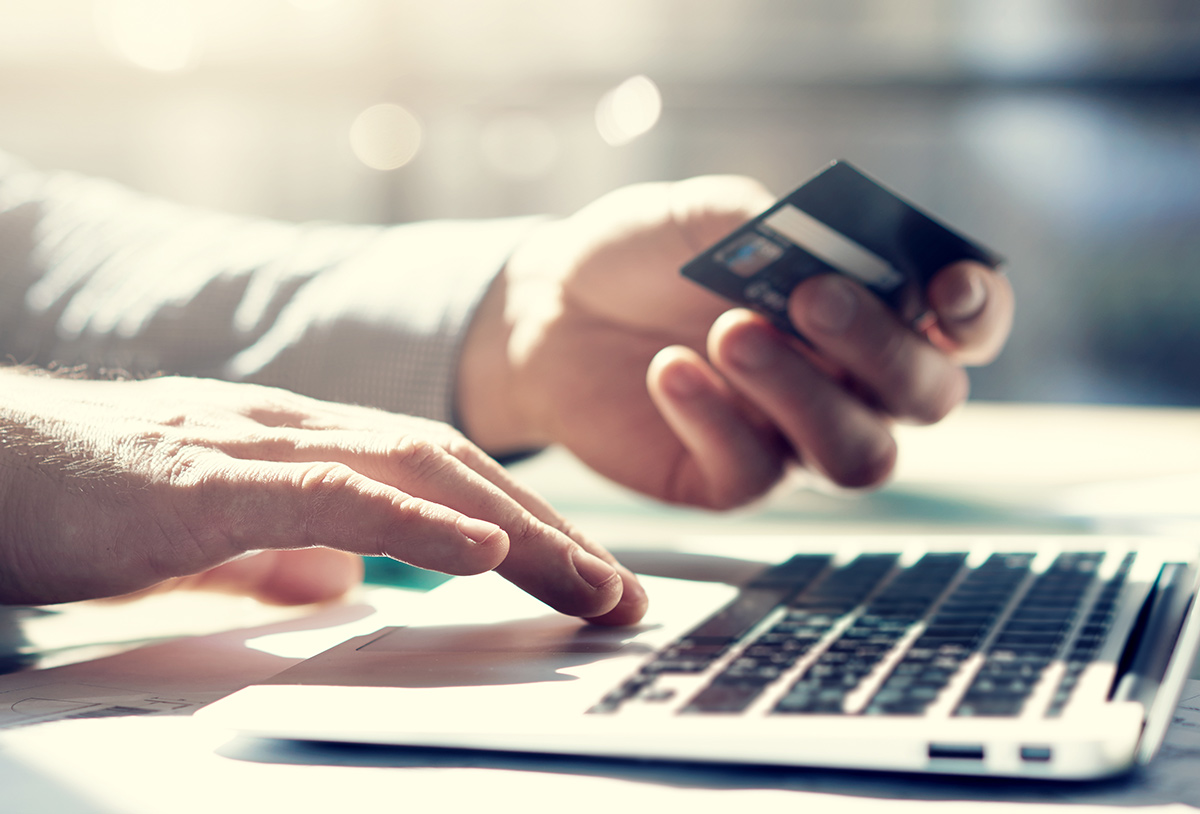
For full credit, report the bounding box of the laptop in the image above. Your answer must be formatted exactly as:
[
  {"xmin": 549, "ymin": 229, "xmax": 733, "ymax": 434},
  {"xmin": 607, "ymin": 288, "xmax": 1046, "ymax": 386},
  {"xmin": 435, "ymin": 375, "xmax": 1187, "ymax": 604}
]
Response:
[{"xmin": 199, "ymin": 534, "xmax": 1200, "ymax": 780}]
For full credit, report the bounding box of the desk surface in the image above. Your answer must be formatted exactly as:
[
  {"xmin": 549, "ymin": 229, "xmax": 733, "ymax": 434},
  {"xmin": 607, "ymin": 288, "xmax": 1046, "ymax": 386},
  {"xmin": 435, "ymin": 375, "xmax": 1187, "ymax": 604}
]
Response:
[{"xmin": 3, "ymin": 402, "xmax": 1200, "ymax": 813}]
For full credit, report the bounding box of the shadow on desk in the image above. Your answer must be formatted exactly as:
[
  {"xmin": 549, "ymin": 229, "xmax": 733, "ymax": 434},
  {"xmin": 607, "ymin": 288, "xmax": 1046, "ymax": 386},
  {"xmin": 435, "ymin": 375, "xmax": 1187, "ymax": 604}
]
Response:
[{"xmin": 216, "ymin": 736, "xmax": 1186, "ymax": 808}]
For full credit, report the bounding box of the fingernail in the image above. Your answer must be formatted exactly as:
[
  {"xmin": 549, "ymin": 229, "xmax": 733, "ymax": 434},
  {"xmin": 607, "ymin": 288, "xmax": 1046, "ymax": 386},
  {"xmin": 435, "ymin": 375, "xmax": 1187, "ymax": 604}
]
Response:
[
  {"xmin": 571, "ymin": 547, "xmax": 619, "ymax": 590},
  {"xmin": 661, "ymin": 362, "xmax": 706, "ymax": 399},
  {"xmin": 726, "ymin": 323, "xmax": 780, "ymax": 372},
  {"xmin": 802, "ymin": 274, "xmax": 857, "ymax": 335},
  {"xmin": 939, "ymin": 270, "xmax": 987, "ymax": 321},
  {"xmin": 456, "ymin": 516, "xmax": 504, "ymax": 546}
]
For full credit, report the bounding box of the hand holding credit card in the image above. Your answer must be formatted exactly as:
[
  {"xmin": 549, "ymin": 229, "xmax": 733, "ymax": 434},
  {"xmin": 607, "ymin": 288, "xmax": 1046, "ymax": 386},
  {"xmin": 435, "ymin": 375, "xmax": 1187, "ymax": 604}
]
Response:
[
  {"xmin": 682, "ymin": 161, "xmax": 1003, "ymax": 339},
  {"xmin": 457, "ymin": 168, "xmax": 1013, "ymax": 512}
]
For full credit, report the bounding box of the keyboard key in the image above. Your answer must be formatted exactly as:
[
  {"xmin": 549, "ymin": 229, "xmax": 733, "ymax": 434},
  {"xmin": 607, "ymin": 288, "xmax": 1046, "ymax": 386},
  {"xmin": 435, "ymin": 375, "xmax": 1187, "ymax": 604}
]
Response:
[
  {"xmin": 747, "ymin": 554, "xmax": 833, "ymax": 588},
  {"xmin": 865, "ymin": 553, "xmax": 1035, "ymax": 716},
  {"xmin": 682, "ymin": 681, "xmax": 767, "ymax": 713},
  {"xmin": 685, "ymin": 586, "xmax": 800, "ymax": 644},
  {"xmin": 1046, "ymin": 552, "xmax": 1135, "ymax": 717},
  {"xmin": 954, "ymin": 552, "xmax": 1105, "ymax": 718},
  {"xmin": 773, "ymin": 553, "xmax": 966, "ymax": 715}
]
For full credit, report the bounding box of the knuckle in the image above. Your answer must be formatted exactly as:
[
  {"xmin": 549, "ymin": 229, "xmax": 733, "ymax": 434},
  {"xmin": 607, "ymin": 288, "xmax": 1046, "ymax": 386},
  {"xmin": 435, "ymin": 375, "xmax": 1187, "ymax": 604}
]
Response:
[
  {"xmin": 443, "ymin": 432, "xmax": 488, "ymax": 466},
  {"xmin": 295, "ymin": 461, "xmax": 359, "ymax": 498},
  {"xmin": 126, "ymin": 431, "xmax": 205, "ymax": 488},
  {"xmin": 504, "ymin": 511, "xmax": 552, "ymax": 555},
  {"xmin": 291, "ymin": 462, "xmax": 364, "ymax": 546},
  {"xmin": 389, "ymin": 437, "xmax": 458, "ymax": 482},
  {"xmin": 869, "ymin": 334, "xmax": 963, "ymax": 424}
]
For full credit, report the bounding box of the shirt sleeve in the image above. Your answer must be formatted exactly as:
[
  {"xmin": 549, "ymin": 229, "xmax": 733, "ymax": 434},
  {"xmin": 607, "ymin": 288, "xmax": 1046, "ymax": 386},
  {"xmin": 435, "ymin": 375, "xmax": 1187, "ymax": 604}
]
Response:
[{"xmin": 0, "ymin": 151, "xmax": 539, "ymax": 427}]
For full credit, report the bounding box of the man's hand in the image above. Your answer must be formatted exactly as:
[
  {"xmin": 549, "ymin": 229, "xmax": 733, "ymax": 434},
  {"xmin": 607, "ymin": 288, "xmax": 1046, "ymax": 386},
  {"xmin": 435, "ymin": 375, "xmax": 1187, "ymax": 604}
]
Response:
[
  {"xmin": 459, "ymin": 175, "xmax": 1014, "ymax": 508},
  {"xmin": 0, "ymin": 370, "xmax": 646, "ymax": 624}
]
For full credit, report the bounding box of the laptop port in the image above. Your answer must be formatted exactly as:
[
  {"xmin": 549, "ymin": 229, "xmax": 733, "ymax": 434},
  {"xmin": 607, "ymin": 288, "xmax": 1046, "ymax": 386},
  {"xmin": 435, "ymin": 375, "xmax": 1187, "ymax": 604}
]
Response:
[
  {"xmin": 1020, "ymin": 746, "xmax": 1053, "ymax": 762},
  {"xmin": 928, "ymin": 743, "xmax": 985, "ymax": 761}
]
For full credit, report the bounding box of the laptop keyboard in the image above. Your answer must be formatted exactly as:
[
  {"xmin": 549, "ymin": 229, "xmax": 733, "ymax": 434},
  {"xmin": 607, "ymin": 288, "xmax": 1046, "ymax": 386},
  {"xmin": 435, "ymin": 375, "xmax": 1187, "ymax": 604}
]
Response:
[{"xmin": 592, "ymin": 550, "xmax": 1135, "ymax": 718}]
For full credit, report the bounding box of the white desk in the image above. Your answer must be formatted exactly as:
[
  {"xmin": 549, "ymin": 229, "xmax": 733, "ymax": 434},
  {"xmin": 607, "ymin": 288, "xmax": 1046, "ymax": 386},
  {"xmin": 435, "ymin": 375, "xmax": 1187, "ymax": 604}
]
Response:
[{"xmin": 3, "ymin": 402, "xmax": 1200, "ymax": 813}]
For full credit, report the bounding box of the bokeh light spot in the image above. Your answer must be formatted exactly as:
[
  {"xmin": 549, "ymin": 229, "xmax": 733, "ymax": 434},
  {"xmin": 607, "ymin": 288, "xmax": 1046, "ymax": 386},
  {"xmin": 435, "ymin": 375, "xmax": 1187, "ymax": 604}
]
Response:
[
  {"xmin": 595, "ymin": 75, "xmax": 662, "ymax": 146},
  {"xmin": 349, "ymin": 103, "xmax": 423, "ymax": 171},
  {"xmin": 94, "ymin": 0, "xmax": 200, "ymax": 73}
]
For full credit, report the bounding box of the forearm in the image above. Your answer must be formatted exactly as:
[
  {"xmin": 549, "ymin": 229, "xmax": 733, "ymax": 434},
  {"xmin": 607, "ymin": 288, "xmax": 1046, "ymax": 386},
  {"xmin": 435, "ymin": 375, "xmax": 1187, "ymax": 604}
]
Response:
[{"xmin": 0, "ymin": 153, "xmax": 539, "ymax": 427}]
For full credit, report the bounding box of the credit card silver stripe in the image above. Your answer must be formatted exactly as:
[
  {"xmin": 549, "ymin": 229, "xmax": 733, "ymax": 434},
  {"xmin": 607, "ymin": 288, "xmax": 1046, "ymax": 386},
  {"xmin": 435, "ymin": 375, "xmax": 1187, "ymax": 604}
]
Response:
[{"xmin": 763, "ymin": 205, "xmax": 904, "ymax": 290}]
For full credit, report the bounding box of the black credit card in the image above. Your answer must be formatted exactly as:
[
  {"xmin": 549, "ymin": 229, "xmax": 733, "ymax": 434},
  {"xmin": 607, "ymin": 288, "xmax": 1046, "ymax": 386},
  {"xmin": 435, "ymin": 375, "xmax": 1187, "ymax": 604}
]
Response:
[{"xmin": 681, "ymin": 161, "xmax": 1003, "ymax": 337}]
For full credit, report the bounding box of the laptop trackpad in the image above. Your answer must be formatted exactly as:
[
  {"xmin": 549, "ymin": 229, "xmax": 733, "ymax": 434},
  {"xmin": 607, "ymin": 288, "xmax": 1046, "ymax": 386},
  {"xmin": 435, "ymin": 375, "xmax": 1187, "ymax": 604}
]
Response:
[
  {"xmin": 264, "ymin": 573, "xmax": 732, "ymax": 690},
  {"xmin": 264, "ymin": 616, "xmax": 661, "ymax": 690},
  {"xmin": 362, "ymin": 618, "xmax": 640, "ymax": 655}
]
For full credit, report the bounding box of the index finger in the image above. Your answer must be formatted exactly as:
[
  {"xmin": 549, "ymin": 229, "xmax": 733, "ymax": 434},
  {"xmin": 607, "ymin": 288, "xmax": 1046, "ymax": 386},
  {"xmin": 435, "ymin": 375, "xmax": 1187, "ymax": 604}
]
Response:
[
  {"xmin": 387, "ymin": 438, "xmax": 650, "ymax": 627},
  {"xmin": 214, "ymin": 427, "xmax": 648, "ymax": 625}
]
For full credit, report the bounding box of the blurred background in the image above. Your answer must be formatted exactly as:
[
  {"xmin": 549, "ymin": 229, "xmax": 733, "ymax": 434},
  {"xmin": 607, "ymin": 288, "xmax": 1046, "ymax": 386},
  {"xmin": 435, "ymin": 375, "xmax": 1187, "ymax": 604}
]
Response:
[{"xmin": 2, "ymin": 0, "xmax": 1198, "ymax": 406}]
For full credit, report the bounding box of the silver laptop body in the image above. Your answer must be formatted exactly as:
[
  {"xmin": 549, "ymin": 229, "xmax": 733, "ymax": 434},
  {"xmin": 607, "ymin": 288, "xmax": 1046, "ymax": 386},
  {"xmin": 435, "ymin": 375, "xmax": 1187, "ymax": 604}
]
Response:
[{"xmin": 200, "ymin": 535, "xmax": 1200, "ymax": 780}]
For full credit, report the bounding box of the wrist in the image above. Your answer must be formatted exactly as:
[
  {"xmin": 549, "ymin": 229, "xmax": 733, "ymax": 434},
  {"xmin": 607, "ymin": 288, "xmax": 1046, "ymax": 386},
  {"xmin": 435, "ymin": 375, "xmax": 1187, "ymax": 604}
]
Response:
[
  {"xmin": 0, "ymin": 367, "xmax": 62, "ymax": 602},
  {"xmin": 457, "ymin": 258, "xmax": 551, "ymax": 457}
]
